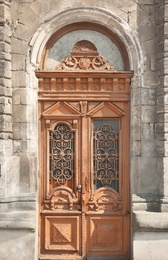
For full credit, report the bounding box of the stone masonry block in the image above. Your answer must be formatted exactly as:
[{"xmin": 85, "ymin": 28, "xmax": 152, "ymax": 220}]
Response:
[
  {"xmin": 13, "ymin": 105, "xmax": 27, "ymax": 123},
  {"xmin": 0, "ymin": 78, "xmax": 11, "ymax": 88},
  {"xmin": 11, "ymin": 37, "xmax": 28, "ymax": 55},
  {"xmin": 0, "ymin": 60, "xmax": 11, "ymax": 71},
  {"xmin": 13, "ymin": 123, "xmax": 20, "ymax": 140},
  {"xmin": 142, "ymin": 39, "xmax": 156, "ymax": 55},
  {"xmin": 141, "ymin": 106, "xmax": 156, "ymax": 123},
  {"xmin": 164, "ymin": 22, "xmax": 168, "ymax": 34},
  {"xmin": 12, "ymin": 90, "xmax": 20, "ymax": 105},
  {"xmin": 163, "ymin": 157, "xmax": 168, "ymax": 196},
  {"xmin": 155, "ymin": 122, "xmax": 164, "ymax": 134},
  {"xmin": 13, "ymin": 88, "xmax": 29, "ymax": 105},
  {"xmin": 29, "ymin": 155, "xmax": 37, "ymax": 192},
  {"xmin": 132, "ymin": 88, "xmax": 140, "ymax": 106},
  {"xmin": 132, "ymin": 140, "xmax": 141, "ymax": 156},
  {"xmin": 5, "ymin": 115, "xmax": 12, "ymax": 133},
  {"xmin": 138, "ymin": 0, "xmax": 154, "ymax": 4},
  {"xmin": 30, "ymin": 0, "xmax": 42, "ymax": 15},
  {"xmin": 141, "ymin": 139, "xmax": 156, "ymax": 155},
  {"xmin": 0, "ymin": 42, "xmax": 10, "ymax": 53},
  {"xmin": 13, "ymin": 140, "xmax": 28, "ymax": 155},
  {"xmin": 13, "ymin": 122, "xmax": 28, "ymax": 140},
  {"xmin": 14, "ymin": 22, "xmax": 36, "ymax": 42},
  {"xmin": 12, "ymin": 71, "xmax": 26, "ymax": 87},
  {"xmin": 0, "ymin": 69, "xmax": 11, "ymax": 79},
  {"xmin": 0, "ymin": 52, "xmax": 11, "ymax": 61},
  {"xmin": 4, "ymin": 139, "xmax": 13, "ymax": 156},
  {"xmin": 144, "ymin": 71, "xmax": 158, "ymax": 86},
  {"xmin": 157, "ymin": 24, "xmax": 164, "ymax": 41},
  {"xmin": 0, "ymin": 32, "xmax": 10, "ymax": 44},
  {"xmin": 165, "ymin": 39, "xmax": 168, "ymax": 52},
  {"xmin": 142, "ymin": 123, "xmax": 154, "ymax": 140},
  {"xmin": 19, "ymin": 155, "xmax": 30, "ymax": 193},
  {"xmin": 141, "ymin": 88, "xmax": 156, "ymax": 105},
  {"xmin": 150, "ymin": 55, "xmax": 157, "ymax": 71},
  {"xmin": 6, "ymin": 156, "xmax": 20, "ymax": 195},
  {"xmin": 12, "ymin": 54, "xmax": 26, "ymax": 71},
  {"xmin": 18, "ymin": 6, "xmax": 37, "ymax": 27}
]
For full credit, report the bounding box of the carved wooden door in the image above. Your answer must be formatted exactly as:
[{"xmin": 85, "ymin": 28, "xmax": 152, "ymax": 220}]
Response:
[{"xmin": 37, "ymin": 41, "xmax": 133, "ymax": 260}]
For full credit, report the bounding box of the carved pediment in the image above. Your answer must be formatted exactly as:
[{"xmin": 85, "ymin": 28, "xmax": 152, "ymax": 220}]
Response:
[
  {"xmin": 87, "ymin": 102, "xmax": 125, "ymax": 117},
  {"xmin": 55, "ymin": 40, "xmax": 116, "ymax": 72},
  {"xmin": 42, "ymin": 101, "xmax": 81, "ymax": 118}
]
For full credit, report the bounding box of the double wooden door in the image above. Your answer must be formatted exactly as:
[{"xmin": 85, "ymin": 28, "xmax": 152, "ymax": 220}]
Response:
[{"xmin": 38, "ymin": 81, "xmax": 131, "ymax": 259}]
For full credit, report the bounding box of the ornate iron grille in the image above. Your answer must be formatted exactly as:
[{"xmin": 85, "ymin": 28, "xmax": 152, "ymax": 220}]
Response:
[
  {"xmin": 93, "ymin": 121, "xmax": 119, "ymax": 191},
  {"xmin": 49, "ymin": 124, "xmax": 74, "ymax": 185}
]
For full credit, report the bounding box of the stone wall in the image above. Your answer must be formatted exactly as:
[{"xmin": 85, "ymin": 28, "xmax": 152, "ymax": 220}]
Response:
[{"xmin": 0, "ymin": 0, "xmax": 168, "ymax": 259}]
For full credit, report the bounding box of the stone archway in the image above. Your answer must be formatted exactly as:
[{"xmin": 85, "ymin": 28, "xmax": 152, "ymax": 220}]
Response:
[{"xmin": 28, "ymin": 7, "xmax": 144, "ymax": 260}]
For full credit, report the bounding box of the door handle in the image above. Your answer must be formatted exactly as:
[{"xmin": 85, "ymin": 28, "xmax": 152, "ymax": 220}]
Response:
[{"xmin": 77, "ymin": 184, "xmax": 82, "ymax": 193}]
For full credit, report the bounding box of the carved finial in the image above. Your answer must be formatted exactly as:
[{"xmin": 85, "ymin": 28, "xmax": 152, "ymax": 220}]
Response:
[{"xmin": 71, "ymin": 40, "xmax": 98, "ymax": 56}]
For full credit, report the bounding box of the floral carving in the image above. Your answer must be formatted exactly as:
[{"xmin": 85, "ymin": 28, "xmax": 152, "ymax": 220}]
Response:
[{"xmin": 56, "ymin": 40, "xmax": 116, "ymax": 71}]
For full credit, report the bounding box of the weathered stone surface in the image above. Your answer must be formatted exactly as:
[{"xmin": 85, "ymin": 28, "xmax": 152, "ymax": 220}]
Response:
[
  {"xmin": 12, "ymin": 71, "xmax": 27, "ymax": 87},
  {"xmin": 0, "ymin": 0, "xmax": 168, "ymax": 259},
  {"xmin": 134, "ymin": 231, "xmax": 168, "ymax": 260},
  {"xmin": 0, "ymin": 232, "xmax": 35, "ymax": 260}
]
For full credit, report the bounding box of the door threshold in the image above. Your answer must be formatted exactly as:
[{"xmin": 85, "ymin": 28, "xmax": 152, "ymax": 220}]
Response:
[
  {"xmin": 39, "ymin": 255, "xmax": 82, "ymax": 260},
  {"xmin": 87, "ymin": 257, "xmax": 130, "ymax": 260}
]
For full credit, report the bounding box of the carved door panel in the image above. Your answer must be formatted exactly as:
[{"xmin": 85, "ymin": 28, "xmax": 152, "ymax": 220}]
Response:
[{"xmin": 39, "ymin": 100, "xmax": 130, "ymax": 260}]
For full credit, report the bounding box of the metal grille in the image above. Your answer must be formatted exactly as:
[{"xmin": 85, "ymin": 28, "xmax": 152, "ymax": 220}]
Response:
[
  {"xmin": 93, "ymin": 121, "xmax": 119, "ymax": 191},
  {"xmin": 49, "ymin": 124, "xmax": 74, "ymax": 185}
]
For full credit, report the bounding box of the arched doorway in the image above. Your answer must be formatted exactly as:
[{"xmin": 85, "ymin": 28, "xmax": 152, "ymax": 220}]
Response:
[{"xmin": 36, "ymin": 23, "xmax": 133, "ymax": 260}]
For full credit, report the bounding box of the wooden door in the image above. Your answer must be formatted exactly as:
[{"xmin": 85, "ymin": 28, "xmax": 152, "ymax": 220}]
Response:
[{"xmin": 37, "ymin": 41, "xmax": 132, "ymax": 260}]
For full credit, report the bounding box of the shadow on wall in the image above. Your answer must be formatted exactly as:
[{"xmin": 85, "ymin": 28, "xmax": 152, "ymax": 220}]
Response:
[{"xmin": 133, "ymin": 0, "xmax": 164, "ymax": 213}]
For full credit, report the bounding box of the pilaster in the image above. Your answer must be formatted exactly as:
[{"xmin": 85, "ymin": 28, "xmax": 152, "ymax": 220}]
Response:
[{"xmin": 0, "ymin": 0, "xmax": 12, "ymax": 197}]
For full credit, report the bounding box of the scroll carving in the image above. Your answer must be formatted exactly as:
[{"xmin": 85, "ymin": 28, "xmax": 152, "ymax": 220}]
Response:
[
  {"xmin": 44, "ymin": 186, "xmax": 79, "ymax": 211},
  {"xmin": 88, "ymin": 187, "xmax": 122, "ymax": 212},
  {"xmin": 56, "ymin": 40, "xmax": 116, "ymax": 72}
]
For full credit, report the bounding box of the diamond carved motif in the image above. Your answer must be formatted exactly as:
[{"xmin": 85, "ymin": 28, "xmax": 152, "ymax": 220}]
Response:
[
  {"xmin": 96, "ymin": 223, "xmax": 115, "ymax": 244},
  {"xmin": 52, "ymin": 223, "xmax": 71, "ymax": 243},
  {"xmin": 89, "ymin": 217, "xmax": 123, "ymax": 253}
]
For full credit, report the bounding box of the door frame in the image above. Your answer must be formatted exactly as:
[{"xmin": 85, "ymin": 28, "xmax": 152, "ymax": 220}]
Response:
[{"xmin": 37, "ymin": 64, "xmax": 133, "ymax": 259}]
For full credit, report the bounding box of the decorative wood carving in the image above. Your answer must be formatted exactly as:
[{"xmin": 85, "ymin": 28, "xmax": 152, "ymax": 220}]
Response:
[
  {"xmin": 45, "ymin": 216, "xmax": 80, "ymax": 252},
  {"xmin": 88, "ymin": 216, "xmax": 123, "ymax": 254},
  {"xmin": 88, "ymin": 187, "xmax": 122, "ymax": 213},
  {"xmin": 36, "ymin": 73, "xmax": 132, "ymax": 95},
  {"xmin": 45, "ymin": 186, "xmax": 79, "ymax": 211},
  {"xmin": 38, "ymin": 38, "xmax": 132, "ymax": 259},
  {"xmin": 55, "ymin": 40, "xmax": 116, "ymax": 72}
]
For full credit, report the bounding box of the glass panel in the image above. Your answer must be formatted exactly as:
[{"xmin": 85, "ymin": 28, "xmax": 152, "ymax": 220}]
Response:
[
  {"xmin": 49, "ymin": 124, "xmax": 75, "ymax": 186},
  {"xmin": 46, "ymin": 30, "xmax": 124, "ymax": 70},
  {"xmin": 93, "ymin": 120, "xmax": 119, "ymax": 191}
]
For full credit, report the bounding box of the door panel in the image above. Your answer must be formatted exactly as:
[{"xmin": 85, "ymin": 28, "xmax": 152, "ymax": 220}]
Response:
[
  {"xmin": 39, "ymin": 99, "xmax": 130, "ymax": 260},
  {"xmin": 87, "ymin": 216, "xmax": 123, "ymax": 254},
  {"xmin": 44, "ymin": 215, "xmax": 81, "ymax": 252}
]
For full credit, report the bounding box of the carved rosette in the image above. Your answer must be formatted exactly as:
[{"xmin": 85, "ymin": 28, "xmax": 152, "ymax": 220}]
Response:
[
  {"xmin": 56, "ymin": 40, "xmax": 116, "ymax": 72},
  {"xmin": 88, "ymin": 187, "xmax": 122, "ymax": 213}
]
